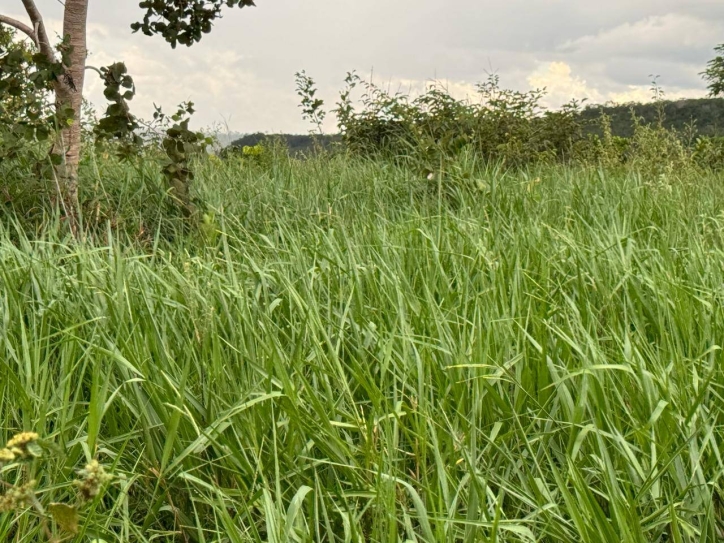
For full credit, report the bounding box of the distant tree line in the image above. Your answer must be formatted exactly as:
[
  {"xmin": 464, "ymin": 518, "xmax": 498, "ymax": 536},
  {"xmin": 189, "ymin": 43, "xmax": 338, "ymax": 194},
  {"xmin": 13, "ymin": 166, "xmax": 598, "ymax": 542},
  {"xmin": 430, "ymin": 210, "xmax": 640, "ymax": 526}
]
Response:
[
  {"xmin": 580, "ymin": 98, "xmax": 724, "ymax": 138},
  {"xmin": 229, "ymin": 133, "xmax": 340, "ymax": 154}
]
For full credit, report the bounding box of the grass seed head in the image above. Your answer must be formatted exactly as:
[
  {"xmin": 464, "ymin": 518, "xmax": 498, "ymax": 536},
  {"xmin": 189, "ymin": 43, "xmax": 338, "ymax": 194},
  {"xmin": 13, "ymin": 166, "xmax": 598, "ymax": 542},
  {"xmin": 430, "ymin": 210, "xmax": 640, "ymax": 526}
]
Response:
[
  {"xmin": 0, "ymin": 448, "xmax": 15, "ymax": 465},
  {"xmin": 75, "ymin": 460, "xmax": 112, "ymax": 501},
  {"xmin": 5, "ymin": 432, "xmax": 41, "ymax": 460},
  {"xmin": 0, "ymin": 481, "xmax": 36, "ymax": 513}
]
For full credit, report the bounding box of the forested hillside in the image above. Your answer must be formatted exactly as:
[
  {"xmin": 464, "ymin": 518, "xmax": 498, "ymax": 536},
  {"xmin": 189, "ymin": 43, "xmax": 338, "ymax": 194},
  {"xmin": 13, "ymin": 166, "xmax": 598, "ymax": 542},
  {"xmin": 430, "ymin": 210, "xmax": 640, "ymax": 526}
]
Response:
[
  {"xmin": 580, "ymin": 97, "xmax": 724, "ymax": 136},
  {"xmin": 229, "ymin": 132, "xmax": 340, "ymax": 153}
]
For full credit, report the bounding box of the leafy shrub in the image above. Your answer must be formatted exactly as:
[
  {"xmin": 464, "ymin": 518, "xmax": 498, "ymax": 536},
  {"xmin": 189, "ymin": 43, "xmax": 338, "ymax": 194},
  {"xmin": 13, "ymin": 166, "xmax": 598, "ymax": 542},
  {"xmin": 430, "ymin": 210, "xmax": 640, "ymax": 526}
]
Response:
[
  {"xmin": 692, "ymin": 136, "xmax": 724, "ymax": 170},
  {"xmin": 335, "ymin": 73, "xmax": 587, "ymax": 170},
  {"xmin": 0, "ymin": 28, "xmax": 73, "ymax": 174},
  {"xmin": 327, "ymin": 71, "xmax": 724, "ymax": 179}
]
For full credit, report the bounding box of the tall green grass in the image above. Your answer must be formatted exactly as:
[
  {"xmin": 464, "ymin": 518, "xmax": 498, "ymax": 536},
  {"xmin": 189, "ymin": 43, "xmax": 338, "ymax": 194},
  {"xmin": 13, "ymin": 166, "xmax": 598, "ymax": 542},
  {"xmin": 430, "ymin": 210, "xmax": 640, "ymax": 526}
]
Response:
[{"xmin": 1, "ymin": 155, "xmax": 724, "ymax": 541}]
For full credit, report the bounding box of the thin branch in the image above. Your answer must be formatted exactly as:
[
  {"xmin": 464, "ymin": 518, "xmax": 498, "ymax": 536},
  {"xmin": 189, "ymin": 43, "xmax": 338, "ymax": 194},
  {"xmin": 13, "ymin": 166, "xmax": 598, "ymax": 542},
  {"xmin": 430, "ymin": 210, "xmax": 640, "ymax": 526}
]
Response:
[
  {"xmin": 0, "ymin": 14, "xmax": 38, "ymax": 45},
  {"xmin": 20, "ymin": 0, "xmax": 56, "ymax": 62}
]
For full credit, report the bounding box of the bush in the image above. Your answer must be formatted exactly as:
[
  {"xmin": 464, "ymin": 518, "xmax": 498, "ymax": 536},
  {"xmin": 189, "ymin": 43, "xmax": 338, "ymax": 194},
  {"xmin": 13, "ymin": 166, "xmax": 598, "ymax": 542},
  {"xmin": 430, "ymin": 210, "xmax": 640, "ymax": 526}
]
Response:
[
  {"xmin": 332, "ymin": 72, "xmax": 724, "ymax": 177},
  {"xmin": 335, "ymin": 74, "xmax": 587, "ymax": 169}
]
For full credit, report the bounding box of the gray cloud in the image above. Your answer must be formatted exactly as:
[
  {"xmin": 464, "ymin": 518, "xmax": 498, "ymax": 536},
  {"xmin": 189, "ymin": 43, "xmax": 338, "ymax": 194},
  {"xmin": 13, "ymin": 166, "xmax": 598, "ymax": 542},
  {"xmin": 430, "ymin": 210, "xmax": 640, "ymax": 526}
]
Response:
[{"xmin": 9, "ymin": 0, "xmax": 724, "ymax": 132}]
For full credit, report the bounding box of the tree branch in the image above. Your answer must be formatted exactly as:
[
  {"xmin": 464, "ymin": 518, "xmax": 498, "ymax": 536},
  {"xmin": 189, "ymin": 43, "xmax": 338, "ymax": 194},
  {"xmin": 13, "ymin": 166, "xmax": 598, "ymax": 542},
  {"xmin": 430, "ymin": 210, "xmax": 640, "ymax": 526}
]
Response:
[
  {"xmin": 0, "ymin": 14, "xmax": 38, "ymax": 45},
  {"xmin": 20, "ymin": 0, "xmax": 56, "ymax": 62}
]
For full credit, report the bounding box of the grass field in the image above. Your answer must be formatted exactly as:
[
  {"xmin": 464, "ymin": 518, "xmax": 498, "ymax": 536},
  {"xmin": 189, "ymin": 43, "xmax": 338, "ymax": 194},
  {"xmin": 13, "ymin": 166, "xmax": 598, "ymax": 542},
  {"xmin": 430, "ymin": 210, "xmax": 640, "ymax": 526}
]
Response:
[{"xmin": 1, "ymin": 155, "xmax": 724, "ymax": 541}]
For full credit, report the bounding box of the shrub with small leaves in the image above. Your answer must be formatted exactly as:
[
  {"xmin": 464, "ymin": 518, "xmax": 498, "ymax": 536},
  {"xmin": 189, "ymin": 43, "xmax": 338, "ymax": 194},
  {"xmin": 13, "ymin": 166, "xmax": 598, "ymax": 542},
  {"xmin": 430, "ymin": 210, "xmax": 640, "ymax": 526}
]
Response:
[
  {"xmin": 155, "ymin": 101, "xmax": 213, "ymax": 216},
  {"xmin": 703, "ymin": 44, "xmax": 724, "ymax": 98},
  {"xmin": 329, "ymin": 72, "xmax": 588, "ymax": 171},
  {"xmin": 94, "ymin": 61, "xmax": 143, "ymax": 157},
  {"xmin": 295, "ymin": 70, "xmax": 326, "ymax": 135},
  {"xmin": 692, "ymin": 136, "xmax": 724, "ymax": 170},
  {"xmin": 0, "ymin": 29, "xmax": 74, "ymax": 169},
  {"xmin": 90, "ymin": 61, "xmax": 210, "ymax": 217}
]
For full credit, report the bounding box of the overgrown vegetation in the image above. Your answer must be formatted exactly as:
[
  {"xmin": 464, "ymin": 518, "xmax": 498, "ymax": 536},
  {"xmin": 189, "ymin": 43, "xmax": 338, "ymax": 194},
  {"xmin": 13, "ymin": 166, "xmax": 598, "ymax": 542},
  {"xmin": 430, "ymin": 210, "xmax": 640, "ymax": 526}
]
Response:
[
  {"xmin": 3, "ymin": 22, "xmax": 724, "ymax": 543},
  {"xmin": 2, "ymin": 154, "xmax": 724, "ymax": 542},
  {"xmin": 237, "ymin": 73, "xmax": 724, "ymax": 176},
  {"xmin": 334, "ymin": 74, "xmax": 724, "ymax": 173},
  {"xmin": 231, "ymin": 96, "xmax": 724, "ymax": 160},
  {"xmin": 0, "ymin": 0, "xmax": 262, "ymax": 233}
]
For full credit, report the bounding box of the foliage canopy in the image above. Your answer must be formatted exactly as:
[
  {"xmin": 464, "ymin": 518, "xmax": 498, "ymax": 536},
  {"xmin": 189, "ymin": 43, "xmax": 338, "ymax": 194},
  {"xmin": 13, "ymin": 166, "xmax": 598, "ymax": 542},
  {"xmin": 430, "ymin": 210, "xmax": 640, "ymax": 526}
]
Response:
[{"xmin": 132, "ymin": 0, "xmax": 257, "ymax": 48}]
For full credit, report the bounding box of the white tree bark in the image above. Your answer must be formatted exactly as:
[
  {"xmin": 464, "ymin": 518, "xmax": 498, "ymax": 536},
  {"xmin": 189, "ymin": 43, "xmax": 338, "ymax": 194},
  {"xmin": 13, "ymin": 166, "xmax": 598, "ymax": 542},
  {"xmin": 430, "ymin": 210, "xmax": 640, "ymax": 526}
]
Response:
[
  {"xmin": 1, "ymin": 0, "xmax": 89, "ymax": 232},
  {"xmin": 51, "ymin": 0, "xmax": 89, "ymax": 230}
]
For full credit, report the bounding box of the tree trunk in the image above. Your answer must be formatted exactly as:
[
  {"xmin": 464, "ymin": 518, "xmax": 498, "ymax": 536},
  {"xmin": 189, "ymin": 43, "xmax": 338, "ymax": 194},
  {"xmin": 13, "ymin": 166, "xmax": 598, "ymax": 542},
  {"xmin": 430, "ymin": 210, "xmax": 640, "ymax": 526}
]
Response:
[{"xmin": 52, "ymin": 0, "xmax": 88, "ymax": 233}]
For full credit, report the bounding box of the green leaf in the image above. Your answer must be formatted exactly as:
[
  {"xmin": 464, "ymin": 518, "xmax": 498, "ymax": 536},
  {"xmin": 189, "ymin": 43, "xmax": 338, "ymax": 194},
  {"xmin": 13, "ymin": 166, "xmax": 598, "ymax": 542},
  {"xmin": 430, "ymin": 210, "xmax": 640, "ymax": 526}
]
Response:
[
  {"xmin": 26, "ymin": 441, "xmax": 43, "ymax": 458},
  {"xmin": 49, "ymin": 503, "xmax": 79, "ymax": 534}
]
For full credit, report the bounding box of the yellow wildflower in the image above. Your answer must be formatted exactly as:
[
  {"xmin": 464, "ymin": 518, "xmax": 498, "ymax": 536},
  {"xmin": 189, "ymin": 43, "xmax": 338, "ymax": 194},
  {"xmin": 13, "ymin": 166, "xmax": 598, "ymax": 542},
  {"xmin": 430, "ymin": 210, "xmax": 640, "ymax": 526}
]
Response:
[
  {"xmin": 0, "ymin": 448, "xmax": 15, "ymax": 464},
  {"xmin": 5, "ymin": 432, "xmax": 40, "ymax": 460}
]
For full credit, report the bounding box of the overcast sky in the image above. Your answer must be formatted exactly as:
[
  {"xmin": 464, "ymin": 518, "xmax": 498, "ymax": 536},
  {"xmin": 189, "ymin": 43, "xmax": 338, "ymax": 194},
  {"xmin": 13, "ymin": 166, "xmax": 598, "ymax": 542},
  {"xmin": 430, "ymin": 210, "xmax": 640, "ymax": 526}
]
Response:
[{"xmin": 7, "ymin": 0, "xmax": 724, "ymax": 134}]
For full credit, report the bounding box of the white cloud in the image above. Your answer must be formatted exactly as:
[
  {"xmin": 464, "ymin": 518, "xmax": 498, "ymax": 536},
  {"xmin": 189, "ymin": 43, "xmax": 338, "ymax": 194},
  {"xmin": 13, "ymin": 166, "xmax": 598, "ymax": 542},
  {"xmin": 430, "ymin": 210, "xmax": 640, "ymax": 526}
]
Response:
[
  {"xmin": 527, "ymin": 62, "xmax": 704, "ymax": 108},
  {"xmin": 559, "ymin": 13, "xmax": 723, "ymax": 62},
  {"xmin": 527, "ymin": 62, "xmax": 604, "ymax": 108}
]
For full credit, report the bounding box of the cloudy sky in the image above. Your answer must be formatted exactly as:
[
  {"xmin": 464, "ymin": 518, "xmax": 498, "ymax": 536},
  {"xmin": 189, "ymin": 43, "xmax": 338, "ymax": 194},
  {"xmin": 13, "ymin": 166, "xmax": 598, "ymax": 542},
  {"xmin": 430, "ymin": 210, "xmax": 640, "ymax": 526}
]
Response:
[{"xmin": 6, "ymin": 0, "xmax": 724, "ymax": 134}]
